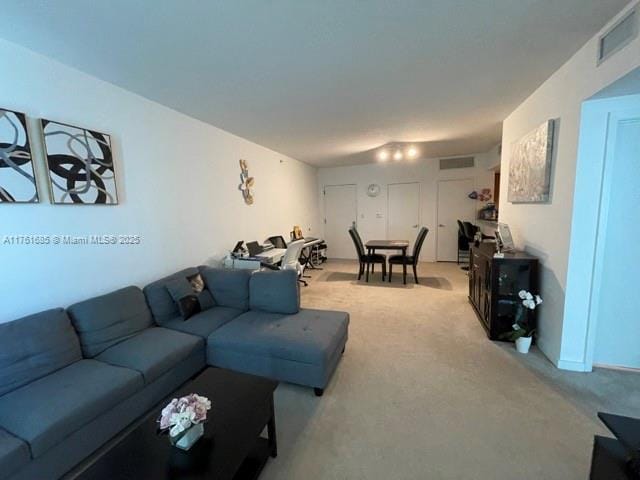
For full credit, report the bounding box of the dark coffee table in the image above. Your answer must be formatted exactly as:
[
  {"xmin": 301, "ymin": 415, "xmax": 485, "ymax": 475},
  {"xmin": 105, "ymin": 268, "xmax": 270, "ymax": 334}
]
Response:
[{"xmin": 72, "ymin": 368, "xmax": 278, "ymax": 480}]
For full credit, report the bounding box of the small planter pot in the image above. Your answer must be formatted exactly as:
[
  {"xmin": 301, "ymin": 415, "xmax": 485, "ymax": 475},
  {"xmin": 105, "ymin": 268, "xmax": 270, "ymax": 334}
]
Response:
[
  {"xmin": 170, "ymin": 423, "xmax": 204, "ymax": 450},
  {"xmin": 515, "ymin": 336, "xmax": 533, "ymax": 354}
]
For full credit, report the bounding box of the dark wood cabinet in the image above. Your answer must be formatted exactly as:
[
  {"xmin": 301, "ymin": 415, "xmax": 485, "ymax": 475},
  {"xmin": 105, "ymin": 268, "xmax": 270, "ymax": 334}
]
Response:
[{"xmin": 468, "ymin": 242, "xmax": 539, "ymax": 340}]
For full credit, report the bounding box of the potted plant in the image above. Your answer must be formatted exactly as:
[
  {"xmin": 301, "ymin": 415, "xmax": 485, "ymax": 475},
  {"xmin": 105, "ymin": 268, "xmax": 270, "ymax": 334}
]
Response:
[
  {"xmin": 500, "ymin": 290, "xmax": 542, "ymax": 353},
  {"xmin": 158, "ymin": 393, "xmax": 211, "ymax": 450}
]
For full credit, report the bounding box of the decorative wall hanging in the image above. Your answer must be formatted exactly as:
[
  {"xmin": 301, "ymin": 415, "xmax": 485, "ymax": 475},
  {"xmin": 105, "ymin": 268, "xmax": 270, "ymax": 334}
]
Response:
[
  {"xmin": 478, "ymin": 188, "xmax": 492, "ymax": 202},
  {"xmin": 508, "ymin": 120, "xmax": 555, "ymax": 203},
  {"xmin": 238, "ymin": 159, "xmax": 254, "ymax": 205},
  {"xmin": 0, "ymin": 108, "xmax": 39, "ymax": 203},
  {"xmin": 41, "ymin": 119, "xmax": 117, "ymax": 204}
]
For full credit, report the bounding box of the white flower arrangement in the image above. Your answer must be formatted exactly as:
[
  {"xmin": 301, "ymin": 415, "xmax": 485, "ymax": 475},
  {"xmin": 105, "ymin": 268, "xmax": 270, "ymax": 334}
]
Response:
[
  {"xmin": 518, "ymin": 290, "xmax": 543, "ymax": 310},
  {"xmin": 158, "ymin": 394, "xmax": 211, "ymax": 438},
  {"xmin": 501, "ymin": 290, "xmax": 542, "ymax": 341}
]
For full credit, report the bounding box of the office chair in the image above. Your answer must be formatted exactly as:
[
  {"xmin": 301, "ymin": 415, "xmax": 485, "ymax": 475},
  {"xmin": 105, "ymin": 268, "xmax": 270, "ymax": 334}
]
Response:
[
  {"xmin": 388, "ymin": 227, "xmax": 429, "ymax": 284},
  {"xmin": 267, "ymin": 235, "xmax": 288, "ymax": 249},
  {"xmin": 280, "ymin": 239, "xmax": 308, "ymax": 286},
  {"xmin": 268, "ymin": 234, "xmax": 314, "ymax": 276},
  {"xmin": 348, "ymin": 227, "xmax": 386, "ymax": 282}
]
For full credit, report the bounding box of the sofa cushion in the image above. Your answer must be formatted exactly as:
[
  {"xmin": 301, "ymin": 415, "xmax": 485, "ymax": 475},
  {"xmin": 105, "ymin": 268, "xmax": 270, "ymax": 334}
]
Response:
[
  {"xmin": 0, "ymin": 428, "xmax": 30, "ymax": 479},
  {"xmin": 95, "ymin": 327, "xmax": 203, "ymax": 383},
  {"xmin": 208, "ymin": 308, "xmax": 349, "ymax": 365},
  {"xmin": 200, "ymin": 267, "xmax": 252, "ymax": 310},
  {"xmin": 250, "ymin": 270, "xmax": 300, "ymax": 314},
  {"xmin": 67, "ymin": 286, "xmax": 154, "ymax": 358},
  {"xmin": 0, "ymin": 308, "xmax": 81, "ymax": 397},
  {"xmin": 143, "ymin": 267, "xmax": 203, "ymax": 325},
  {"xmin": 0, "ymin": 359, "xmax": 143, "ymax": 458},
  {"xmin": 162, "ymin": 306, "xmax": 244, "ymax": 338}
]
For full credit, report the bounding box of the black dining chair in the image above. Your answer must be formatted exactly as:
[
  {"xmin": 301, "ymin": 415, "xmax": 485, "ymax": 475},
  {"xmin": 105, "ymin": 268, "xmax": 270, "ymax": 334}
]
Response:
[
  {"xmin": 457, "ymin": 220, "xmax": 471, "ymax": 265},
  {"xmin": 388, "ymin": 227, "xmax": 429, "ymax": 284},
  {"xmin": 348, "ymin": 227, "xmax": 386, "ymax": 282},
  {"xmin": 463, "ymin": 221, "xmax": 495, "ymax": 242}
]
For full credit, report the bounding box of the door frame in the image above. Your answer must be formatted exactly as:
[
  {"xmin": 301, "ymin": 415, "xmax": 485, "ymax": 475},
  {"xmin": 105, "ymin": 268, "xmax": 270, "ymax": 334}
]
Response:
[
  {"xmin": 561, "ymin": 95, "xmax": 640, "ymax": 372},
  {"xmin": 386, "ymin": 182, "xmax": 421, "ymax": 240},
  {"xmin": 322, "ymin": 183, "xmax": 358, "ymax": 257},
  {"xmin": 435, "ymin": 177, "xmax": 474, "ymax": 262}
]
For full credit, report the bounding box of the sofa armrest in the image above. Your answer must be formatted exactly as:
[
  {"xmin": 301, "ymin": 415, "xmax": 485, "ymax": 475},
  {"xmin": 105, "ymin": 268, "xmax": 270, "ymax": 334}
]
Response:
[{"xmin": 249, "ymin": 270, "xmax": 300, "ymax": 314}]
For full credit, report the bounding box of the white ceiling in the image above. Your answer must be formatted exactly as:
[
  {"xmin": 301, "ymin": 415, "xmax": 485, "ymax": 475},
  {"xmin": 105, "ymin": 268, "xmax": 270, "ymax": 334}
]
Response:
[{"xmin": 0, "ymin": 0, "xmax": 628, "ymax": 166}]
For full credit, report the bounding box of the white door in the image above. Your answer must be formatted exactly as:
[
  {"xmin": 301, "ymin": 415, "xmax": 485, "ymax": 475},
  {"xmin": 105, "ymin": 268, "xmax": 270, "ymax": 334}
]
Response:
[
  {"xmin": 387, "ymin": 183, "xmax": 420, "ymax": 249},
  {"xmin": 593, "ymin": 114, "xmax": 640, "ymax": 368},
  {"xmin": 323, "ymin": 184, "xmax": 357, "ymax": 259},
  {"xmin": 436, "ymin": 179, "xmax": 475, "ymax": 262}
]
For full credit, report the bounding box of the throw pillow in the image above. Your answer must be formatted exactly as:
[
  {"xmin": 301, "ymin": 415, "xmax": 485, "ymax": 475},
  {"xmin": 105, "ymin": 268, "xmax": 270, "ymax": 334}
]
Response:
[{"xmin": 166, "ymin": 273, "xmax": 215, "ymax": 320}]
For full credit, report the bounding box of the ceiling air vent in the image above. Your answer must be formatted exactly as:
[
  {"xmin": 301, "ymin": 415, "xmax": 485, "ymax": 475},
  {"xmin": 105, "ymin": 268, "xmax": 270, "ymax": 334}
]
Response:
[
  {"xmin": 598, "ymin": 8, "xmax": 637, "ymax": 65},
  {"xmin": 440, "ymin": 156, "xmax": 474, "ymax": 170}
]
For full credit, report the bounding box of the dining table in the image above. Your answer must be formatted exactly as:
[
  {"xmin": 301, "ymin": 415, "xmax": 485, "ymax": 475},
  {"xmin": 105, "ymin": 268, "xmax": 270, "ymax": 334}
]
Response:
[{"xmin": 365, "ymin": 239, "xmax": 410, "ymax": 284}]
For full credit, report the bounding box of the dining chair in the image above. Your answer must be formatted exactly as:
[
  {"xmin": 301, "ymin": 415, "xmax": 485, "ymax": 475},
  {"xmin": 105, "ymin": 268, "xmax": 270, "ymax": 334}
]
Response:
[
  {"xmin": 463, "ymin": 221, "xmax": 495, "ymax": 242},
  {"xmin": 388, "ymin": 227, "xmax": 429, "ymax": 284},
  {"xmin": 457, "ymin": 220, "xmax": 470, "ymax": 265},
  {"xmin": 348, "ymin": 227, "xmax": 386, "ymax": 281}
]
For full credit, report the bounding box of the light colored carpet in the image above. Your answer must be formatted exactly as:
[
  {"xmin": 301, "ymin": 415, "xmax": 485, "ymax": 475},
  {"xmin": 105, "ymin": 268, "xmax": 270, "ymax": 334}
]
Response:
[{"xmin": 260, "ymin": 260, "xmax": 640, "ymax": 480}]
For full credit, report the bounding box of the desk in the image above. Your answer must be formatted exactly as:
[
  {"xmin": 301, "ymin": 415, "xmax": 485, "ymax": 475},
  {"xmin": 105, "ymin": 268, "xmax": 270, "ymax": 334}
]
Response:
[
  {"xmin": 223, "ymin": 248, "xmax": 286, "ymax": 271},
  {"xmin": 256, "ymin": 248, "xmax": 287, "ymax": 265},
  {"xmin": 365, "ymin": 240, "xmax": 409, "ymax": 284}
]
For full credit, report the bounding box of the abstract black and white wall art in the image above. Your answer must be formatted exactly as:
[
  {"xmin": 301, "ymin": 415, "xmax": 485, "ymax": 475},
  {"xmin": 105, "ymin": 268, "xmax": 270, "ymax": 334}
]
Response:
[
  {"xmin": 41, "ymin": 119, "xmax": 118, "ymax": 204},
  {"xmin": 508, "ymin": 119, "xmax": 555, "ymax": 203},
  {"xmin": 0, "ymin": 108, "xmax": 39, "ymax": 203}
]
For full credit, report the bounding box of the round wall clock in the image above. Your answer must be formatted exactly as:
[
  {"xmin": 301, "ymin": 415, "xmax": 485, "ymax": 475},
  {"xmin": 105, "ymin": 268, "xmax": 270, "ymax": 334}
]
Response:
[{"xmin": 367, "ymin": 184, "xmax": 381, "ymax": 197}]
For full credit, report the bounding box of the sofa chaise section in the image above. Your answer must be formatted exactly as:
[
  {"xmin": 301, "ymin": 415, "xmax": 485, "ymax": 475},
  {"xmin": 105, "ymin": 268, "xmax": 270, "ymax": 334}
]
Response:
[{"xmin": 206, "ymin": 269, "xmax": 349, "ymax": 395}]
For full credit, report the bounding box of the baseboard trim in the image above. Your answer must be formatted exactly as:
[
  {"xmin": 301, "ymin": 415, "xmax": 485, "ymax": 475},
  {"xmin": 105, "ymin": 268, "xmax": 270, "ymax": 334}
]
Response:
[
  {"xmin": 557, "ymin": 358, "xmax": 592, "ymax": 372},
  {"xmin": 593, "ymin": 363, "xmax": 640, "ymax": 372}
]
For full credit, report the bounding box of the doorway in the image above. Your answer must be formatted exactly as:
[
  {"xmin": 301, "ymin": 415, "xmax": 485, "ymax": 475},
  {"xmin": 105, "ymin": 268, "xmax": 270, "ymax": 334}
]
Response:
[
  {"xmin": 323, "ymin": 184, "xmax": 357, "ymax": 259},
  {"xmin": 563, "ymin": 86, "xmax": 640, "ymax": 372},
  {"xmin": 436, "ymin": 178, "xmax": 475, "ymax": 262},
  {"xmin": 387, "ymin": 182, "xmax": 420, "ymax": 249},
  {"xmin": 591, "ymin": 113, "xmax": 640, "ymax": 368}
]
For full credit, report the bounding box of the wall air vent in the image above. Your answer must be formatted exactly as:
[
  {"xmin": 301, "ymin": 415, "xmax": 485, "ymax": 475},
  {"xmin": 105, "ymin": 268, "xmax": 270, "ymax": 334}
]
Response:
[
  {"xmin": 598, "ymin": 8, "xmax": 637, "ymax": 65},
  {"xmin": 439, "ymin": 156, "xmax": 475, "ymax": 170}
]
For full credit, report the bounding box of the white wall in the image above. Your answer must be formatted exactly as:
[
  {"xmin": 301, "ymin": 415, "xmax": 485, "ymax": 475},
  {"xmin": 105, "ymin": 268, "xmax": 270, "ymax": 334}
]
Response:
[
  {"xmin": 317, "ymin": 152, "xmax": 497, "ymax": 261},
  {"xmin": 499, "ymin": 1, "xmax": 640, "ymax": 367},
  {"xmin": 0, "ymin": 39, "xmax": 320, "ymax": 322}
]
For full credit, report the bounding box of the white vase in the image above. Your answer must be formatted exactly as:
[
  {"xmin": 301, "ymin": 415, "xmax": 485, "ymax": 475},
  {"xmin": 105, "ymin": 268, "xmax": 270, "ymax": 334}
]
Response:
[
  {"xmin": 170, "ymin": 422, "xmax": 204, "ymax": 450},
  {"xmin": 515, "ymin": 336, "xmax": 532, "ymax": 354}
]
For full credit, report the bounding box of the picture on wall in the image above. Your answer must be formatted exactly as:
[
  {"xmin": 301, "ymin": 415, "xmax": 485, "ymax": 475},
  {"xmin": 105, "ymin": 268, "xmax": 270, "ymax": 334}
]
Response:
[
  {"xmin": 508, "ymin": 119, "xmax": 555, "ymax": 203},
  {"xmin": 41, "ymin": 119, "xmax": 118, "ymax": 204},
  {"xmin": 0, "ymin": 108, "xmax": 39, "ymax": 203}
]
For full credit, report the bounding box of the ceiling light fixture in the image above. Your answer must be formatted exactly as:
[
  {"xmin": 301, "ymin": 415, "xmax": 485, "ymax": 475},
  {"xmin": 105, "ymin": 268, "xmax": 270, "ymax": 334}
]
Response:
[
  {"xmin": 377, "ymin": 150, "xmax": 389, "ymax": 162},
  {"xmin": 393, "ymin": 150, "xmax": 403, "ymax": 161},
  {"xmin": 407, "ymin": 146, "xmax": 418, "ymax": 158}
]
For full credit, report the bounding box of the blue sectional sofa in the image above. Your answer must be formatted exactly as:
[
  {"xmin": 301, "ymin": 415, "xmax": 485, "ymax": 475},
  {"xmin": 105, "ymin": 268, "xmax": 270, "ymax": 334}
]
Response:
[{"xmin": 0, "ymin": 267, "xmax": 349, "ymax": 480}]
